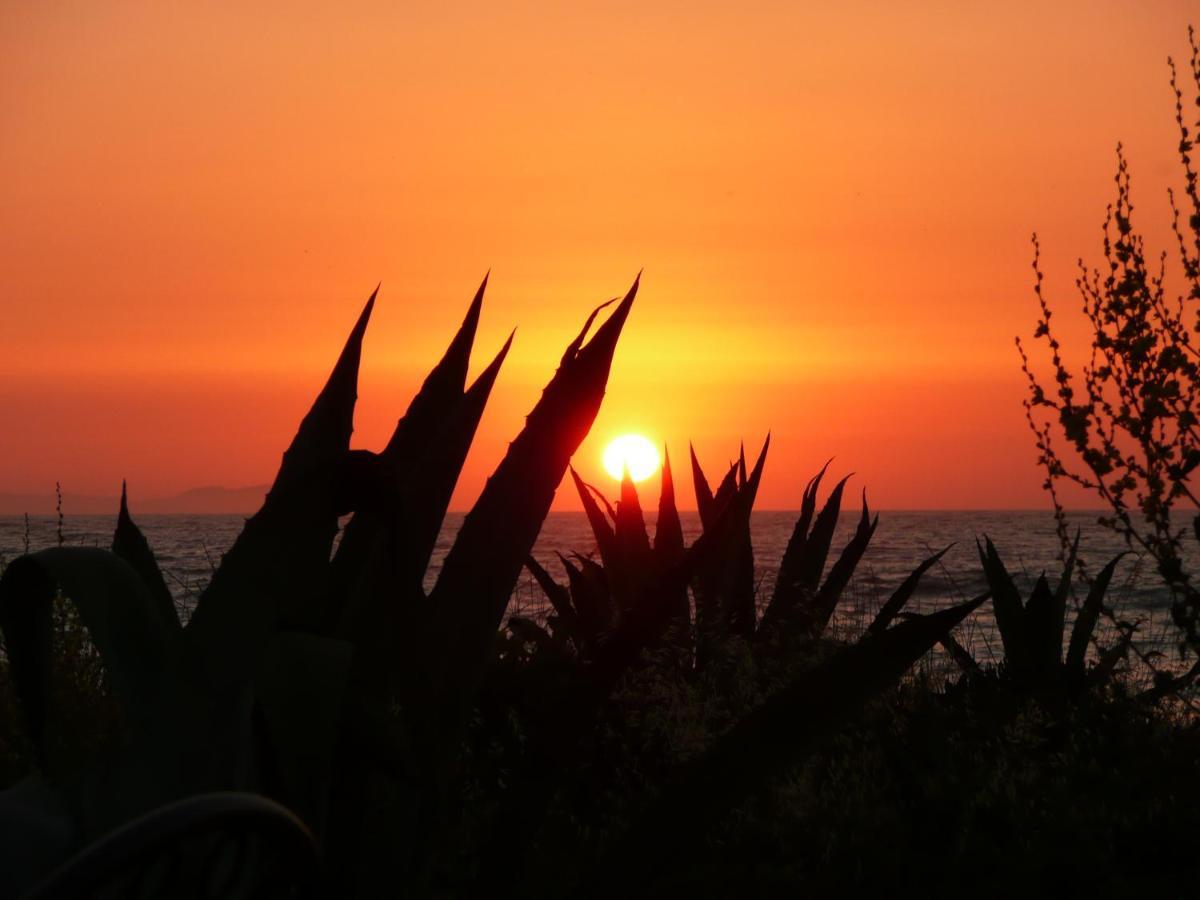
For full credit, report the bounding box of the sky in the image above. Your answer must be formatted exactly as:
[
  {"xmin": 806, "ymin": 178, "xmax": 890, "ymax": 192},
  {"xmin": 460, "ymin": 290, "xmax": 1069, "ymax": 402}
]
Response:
[{"xmin": 1, "ymin": 1, "xmax": 1197, "ymax": 511}]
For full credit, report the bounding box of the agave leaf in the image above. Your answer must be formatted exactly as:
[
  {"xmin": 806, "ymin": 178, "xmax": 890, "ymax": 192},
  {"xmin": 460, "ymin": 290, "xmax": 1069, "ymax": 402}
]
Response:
[
  {"xmin": 977, "ymin": 537, "xmax": 1029, "ymax": 677},
  {"xmin": 1022, "ymin": 573, "xmax": 1061, "ymax": 682},
  {"xmin": 653, "ymin": 448, "xmax": 684, "ymax": 565},
  {"xmin": 868, "ymin": 544, "xmax": 954, "ymax": 636},
  {"xmin": 399, "ymin": 332, "xmax": 514, "ymax": 589},
  {"xmin": 688, "ymin": 443, "xmax": 715, "ymax": 525},
  {"xmin": 384, "ymin": 274, "xmax": 486, "ymax": 459},
  {"xmin": 559, "ymin": 553, "xmax": 610, "ymax": 646},
  {"xmin": 597, "ymin": 593, "xmax": 987, "ymax": 889},
  {"xmin": 614, "ymin": 471, "xmax": 651, "ymax": 561},
  {"xmin": 1066, "ymin": 552, "xmax": 1127, "ymax": 679},
  {"xmin": 762, "ymin": 462, "xmax": 831, "ymax": 631},
  {"xmin": 610, "ymin": 472, "xmax": 654, "ymax": 613},
  {"xmin": 709, "ymin": 462, "xmax": 739, "ymax": 525},
  {"xmin": 430, "ymin": 276, "xmax": 638, "ymax": 714},
  {"xmin": 589, "ymin": 541, "xmax": 703, "ymax": 688},
  {"xmin": 525, "ymin": 556, "xmax": 579, "ymax": 641},
  {"xmin": 0, "ymin": 549, "xmax": 175, "ymax": 769},
  {"xmin": 275, "ymin": 288, "xmax": 376, "ymax": 495},
  {"xmin": 111, "ymin": 482, "xmax": 179, "ymax": 633},
  {"xmin": 1052, "ymin": 530, "xmax": 1081, "ymax": 634},
  {"xmin": 940, "ymin": 628, "xmax": 984, "ymax": 676},
  {"xmin": 591, "ymin": 489, "xmax": 758, "ymax": 686},
  {"xmin": 330, "ymin": 279, "xmax": 493, "ymax": 617},
  {"xmin": 808, "ymin": 491, "xmax": 879, "ymax": 638},
  {"xmin": 652, "ymin": 449, "xmax": 689, "ymax": 641},
  {"xmin": 726, "ymin": 437, "xmax": 768, "ymax": 636},
  {"xmin": 570, "ymin": 468, "xmax": 617, "ymax": 569},
  {"xmin": 187, "ymin": 291, "xmax": 375, "ymax": 688},
  {"xmin": 797, "ymin": 473, "xmax": 852, "ymax": 593},
  {"xmin": 560, "ymin": 295, "xmax": 618, "ymax": 366},
  {"xmin": 691, "ymin": 437, "xmax": 768, "ymax": 650}
]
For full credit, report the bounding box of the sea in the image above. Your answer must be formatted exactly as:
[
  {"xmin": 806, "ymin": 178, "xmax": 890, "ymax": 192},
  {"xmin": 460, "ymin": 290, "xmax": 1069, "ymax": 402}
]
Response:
[{"xmin": 2, "ymin": 510, "xmax": 1193, "ymax": 685}]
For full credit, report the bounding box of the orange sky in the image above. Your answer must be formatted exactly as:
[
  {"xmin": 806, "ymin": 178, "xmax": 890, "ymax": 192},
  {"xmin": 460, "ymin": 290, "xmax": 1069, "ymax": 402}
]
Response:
[{"xmin": 1, "ymin": 2, "xmax": 1197, "ymax": 510}]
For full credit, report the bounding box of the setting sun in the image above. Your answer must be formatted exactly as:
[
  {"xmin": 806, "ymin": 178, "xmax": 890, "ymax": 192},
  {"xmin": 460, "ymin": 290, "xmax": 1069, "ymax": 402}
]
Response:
[{"xmin": 602, "ymin": 434, "xmax": 660, "ymax": 482}]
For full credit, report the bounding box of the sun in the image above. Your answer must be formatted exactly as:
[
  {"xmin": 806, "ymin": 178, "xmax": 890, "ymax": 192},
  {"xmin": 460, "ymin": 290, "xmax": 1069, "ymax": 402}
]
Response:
[{"xmin": 602, "ymin": 434, "xmax": 660, "ymax": 482}]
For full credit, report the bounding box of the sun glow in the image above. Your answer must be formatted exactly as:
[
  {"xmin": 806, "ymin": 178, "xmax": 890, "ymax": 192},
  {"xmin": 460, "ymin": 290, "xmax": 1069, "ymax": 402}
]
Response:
[{"xmin": 602, "ymin": 434, "xmax": 660, "ymax": 482}]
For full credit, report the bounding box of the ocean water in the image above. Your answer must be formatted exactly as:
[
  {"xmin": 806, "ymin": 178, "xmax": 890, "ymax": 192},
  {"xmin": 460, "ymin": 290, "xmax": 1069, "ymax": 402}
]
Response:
[{"xmin": 1, "ymin": 510, "xmax": 1190, "ymax": 680}]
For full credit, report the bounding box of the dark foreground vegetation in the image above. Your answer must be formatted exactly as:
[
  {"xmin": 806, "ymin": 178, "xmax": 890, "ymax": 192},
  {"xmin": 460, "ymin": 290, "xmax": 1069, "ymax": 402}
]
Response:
[
  {"xmin": 1, "ymin": 274, "xmax": 1198, "ymax": 899},
  {"xmin": 5, "ymin": 26, "xmax": 1200, "ymax": 900}
]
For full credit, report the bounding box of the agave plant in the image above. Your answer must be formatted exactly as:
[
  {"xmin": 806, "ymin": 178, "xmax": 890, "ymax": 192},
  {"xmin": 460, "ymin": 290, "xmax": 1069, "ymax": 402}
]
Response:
[
  {"xmin": 498, "ymin": 445, "xmax": 985, "ymax": 895},
  {"xmin": 523, "ymin": 447, "xmax": 965, "ymax": 672},
  {"xmin": 0, "ymin": 275, "xmax": 639, "ymax": 896},
  {"xmin": 967, "ymin": 535, "xmax": 1130, "ymax": 693}
]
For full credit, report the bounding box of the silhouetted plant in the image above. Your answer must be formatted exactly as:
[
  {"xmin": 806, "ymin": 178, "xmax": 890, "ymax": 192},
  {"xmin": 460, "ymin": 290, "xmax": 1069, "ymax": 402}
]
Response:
[
  {"xmin": 522, "ymin": 447, "xmax": 974, "ymax": 679},
  {"xmin": 0, "ymin": 275, "xmax": 639, "ymax": 896},
  {"xmin": 962, "ymin": 536, "xmax": 1130, "ymax": 695},
  {"xmin": 501, "ymin": 443, "xmax": 985, "ymax": 895},
  {"xmin": 1018, "ymin": 27, "xmax": 1200, "ymax": 653}
]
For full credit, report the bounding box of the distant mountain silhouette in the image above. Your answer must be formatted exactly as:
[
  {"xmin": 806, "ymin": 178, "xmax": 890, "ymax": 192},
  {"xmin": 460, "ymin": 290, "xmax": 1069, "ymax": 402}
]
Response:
[{"xmin": 0, "ymin": 485, "xmax": 269, "ymax": 515}]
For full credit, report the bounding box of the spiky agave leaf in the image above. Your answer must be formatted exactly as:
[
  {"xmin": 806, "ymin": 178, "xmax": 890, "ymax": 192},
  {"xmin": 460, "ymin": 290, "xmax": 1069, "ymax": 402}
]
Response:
[
  {"xmin": 689, "ymin": 443, "xmax": 715, "ymax": 526},
  {"xmin": 429, "ymin": 276, "xmax": 638, "ymax": 715},
  {"xmin": 781, "ymin": 460, "xmax": 832, "ymax": 581},
  {"xmin": 385, "ymin": 274, "xmax": 487, "ymax": 457},
  {"xmin": 111, "ymin": 482, "xmax": 179, "ymax": 633},
  {"xmin": 690, "ymin": 437, "xmax": 768, "ymax": 651},
  {"xmin": 558, "ymin": 553, "xmax": 611, "ymax": 649},
  {"xmin": 397, "ymin": 332, "xmax": 514, "ymax": 591},
  {"xmin": 939, "ymin": 626, "xmax": 985, "ymax": 676},
  {"xmin": 976, "ymin": 536, "xmax": 1030, "ymax": 679},
  {"xmin": 653, "ymin": 448, "xmax": 684, "ymax": 565},
  {"xmin": 186, "ymin": 290, "xmax": 376, "ymax": 689},
  {"xmin": 796, "ymin": 473, "xmax": 852, "ymax": 594},
  {"xmin": 806, "ymin": 491, "xmax": 879, "ymax": 638},
  {"xmin": 1066, "ymin": 552, "xmax": 1127, "ymax": 680},
  {"xmin": 570, "ymin": 467, "xmax": 617, "ymax": 569},
  {"xmin": 323, "ymin": 289, "xmax": 511, "ymax": 882},
  {"xmin": 761, "ymin": 464, "xmax": 845, "ymax": 633},
  {"xmin": 1022, "ymin": 573, "xmax": 1060, "ymax": 684},
  {"xmin": 709, "ymin": 462, "xmax": 739, "ymax": 525},
  {"xmin": 329, "ymin": 277, "xmax": 492, "ymax": 619},
  {"xmin": 275, "ymin": 288, "xmax": 377, "ymax": 495},
  {"xmin": 587, "ymin": 469, "xmax": 764, "ymax": 688},
  {"xmin": 614, "ymin": 471, "xmax": 652, "ymax": 562},
  {"xmin": 524, "ymin": 555, "xmax": 579, "ymax": 643},
  {"xmin": 653, "ymin": 448, "xmax": 690, "ymax": 643},
  {"xmin": 867, "ymin": 544, "xmax": 954, "ymax": 636}
]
